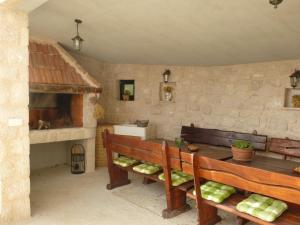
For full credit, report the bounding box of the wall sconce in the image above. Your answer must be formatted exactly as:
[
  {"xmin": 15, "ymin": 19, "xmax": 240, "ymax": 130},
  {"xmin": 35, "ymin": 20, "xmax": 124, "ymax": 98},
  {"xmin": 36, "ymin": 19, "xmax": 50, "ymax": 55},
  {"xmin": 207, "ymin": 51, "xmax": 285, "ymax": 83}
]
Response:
[
  {"xmin": 162, "ymin": 69, "xmax": 171, "ymax": 83},
  {"xmin": 289, "ymin": 70, "xmax": 300, "ymax": 88}
]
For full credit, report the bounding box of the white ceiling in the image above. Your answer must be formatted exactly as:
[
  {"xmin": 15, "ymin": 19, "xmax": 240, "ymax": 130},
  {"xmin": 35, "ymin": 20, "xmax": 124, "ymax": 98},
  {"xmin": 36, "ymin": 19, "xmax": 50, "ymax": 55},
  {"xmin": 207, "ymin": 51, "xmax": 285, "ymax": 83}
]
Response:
[{"xmin": 29, "ymin": 0, "xmax": 300, "ymax": 66}]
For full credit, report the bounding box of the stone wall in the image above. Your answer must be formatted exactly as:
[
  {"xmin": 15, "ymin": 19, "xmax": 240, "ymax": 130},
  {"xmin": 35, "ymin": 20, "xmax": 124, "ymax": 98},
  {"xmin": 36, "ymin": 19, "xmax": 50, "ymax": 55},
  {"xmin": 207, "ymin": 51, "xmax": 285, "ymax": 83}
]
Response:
[
  {"xmin": 89, "ymin": 60, "xmax": 300, "ymax": 141},
  {"xmin": 0, "ymin": 5, "xmax": 30, "ymax": 221}
]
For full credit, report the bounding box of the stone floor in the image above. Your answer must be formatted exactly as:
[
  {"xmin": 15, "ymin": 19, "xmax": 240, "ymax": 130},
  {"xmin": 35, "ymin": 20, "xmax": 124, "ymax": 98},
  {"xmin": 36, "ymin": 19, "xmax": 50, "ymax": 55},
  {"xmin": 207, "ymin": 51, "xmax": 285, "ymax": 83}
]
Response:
[{"xmin": 7, "ymin": 166, "xmax": 251, "ymax": 225}]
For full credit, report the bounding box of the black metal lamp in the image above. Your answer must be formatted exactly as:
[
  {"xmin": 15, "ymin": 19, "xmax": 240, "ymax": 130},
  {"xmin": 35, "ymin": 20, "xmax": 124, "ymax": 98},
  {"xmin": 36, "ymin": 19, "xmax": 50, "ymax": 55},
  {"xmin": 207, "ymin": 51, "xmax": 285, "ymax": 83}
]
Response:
[
  {"xmin": 289, "ymin": 70, "xmax": 300, "ymax": 88},
  {"xmin": 72, "ymin": 19, "xmax": 84, "ymax": 51},
  {"xmin": 162, "ymin": 69, "xmax": 171, "ymax": 83},
  {"xmin": 71, "ymin": 144, "xmax": 85, "ymax": 174},
  {"xmin": 269, "ymin": 0, "xmax": 283, "ymax": 9}
]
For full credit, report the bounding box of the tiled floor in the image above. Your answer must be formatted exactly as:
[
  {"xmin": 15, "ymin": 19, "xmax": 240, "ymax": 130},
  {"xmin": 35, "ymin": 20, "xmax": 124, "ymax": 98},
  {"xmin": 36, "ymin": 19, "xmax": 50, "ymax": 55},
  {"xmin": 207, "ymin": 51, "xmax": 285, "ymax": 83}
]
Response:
[{"xmin": 9, "ymin": 166, "xmax": 249, "ymax": 225}]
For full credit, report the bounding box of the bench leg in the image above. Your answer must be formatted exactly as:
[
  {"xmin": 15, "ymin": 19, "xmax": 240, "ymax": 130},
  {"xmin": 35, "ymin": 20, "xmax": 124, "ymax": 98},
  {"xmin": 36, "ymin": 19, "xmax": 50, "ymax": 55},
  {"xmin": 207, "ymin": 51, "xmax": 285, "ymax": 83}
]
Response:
[
  {"xmin": 198, "ymin": 202, "xmax": 221, "ymax": 225},
  {"xmin": 143, "ymin": 177, "xmax": 157, "ymax": 185},
  {"xmin": 106, "ymin": 166, "xmax": 131, "ymax": 190},
  {"xmin": 235, "ymin": 216, "xmax": 248, "ymax": 225},
  {"xmin": 162, "ymin": 188, "xmax": 191, "ymax": 218}
]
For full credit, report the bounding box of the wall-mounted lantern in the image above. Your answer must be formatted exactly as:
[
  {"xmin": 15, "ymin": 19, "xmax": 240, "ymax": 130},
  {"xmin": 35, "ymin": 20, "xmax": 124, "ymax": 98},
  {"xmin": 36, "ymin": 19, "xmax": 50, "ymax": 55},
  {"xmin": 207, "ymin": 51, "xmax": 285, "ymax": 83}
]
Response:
[
  {"xmin": 162, "ymin": 69, "xmax": 171, "ymax": 83},
  {"xmin": 289, "ymin": 70, "xmax": 300, "ymax": 88}
]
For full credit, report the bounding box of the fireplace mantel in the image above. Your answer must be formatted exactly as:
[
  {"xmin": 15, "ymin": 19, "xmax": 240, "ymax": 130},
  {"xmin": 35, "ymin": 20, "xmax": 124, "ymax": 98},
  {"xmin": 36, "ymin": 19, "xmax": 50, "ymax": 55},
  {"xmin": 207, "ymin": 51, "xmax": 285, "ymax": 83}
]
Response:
[{"xmin": 30, "ymin": 127, "xmax": 96, "ymax": 144}]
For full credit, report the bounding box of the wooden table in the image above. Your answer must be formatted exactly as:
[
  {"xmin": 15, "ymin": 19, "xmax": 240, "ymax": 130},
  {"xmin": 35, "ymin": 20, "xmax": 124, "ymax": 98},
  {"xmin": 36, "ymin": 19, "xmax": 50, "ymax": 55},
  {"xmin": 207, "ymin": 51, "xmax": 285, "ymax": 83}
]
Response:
[
  {"xmin": 151, "ymin": 139, "xmax": 233, "ymax": 175},
  {"xmin": 152, "ymin": 139, "xmax": 233, "ymax": 161},
  {"xmin": 226, "ymin": 155, "xmax": 300, "ymax": 178}
]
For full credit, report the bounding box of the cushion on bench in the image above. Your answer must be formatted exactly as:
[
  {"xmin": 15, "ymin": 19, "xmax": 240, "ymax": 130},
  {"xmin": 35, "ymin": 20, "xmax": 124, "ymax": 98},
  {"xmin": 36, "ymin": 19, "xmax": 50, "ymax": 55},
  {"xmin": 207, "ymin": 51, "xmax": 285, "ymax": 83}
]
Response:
[
  {"xmin": 132, "ymin": 163, "xmax": 161, "ymax": 175},
  {"xmin": 158, "ymin": 170, "xmax": 193, "ymax": 186},
  {"xmin": 193, "ymin": 181, "xmax": 236, "ymax": 203},
  {"xmin": 113, "ymin": 156, "xmax": 139, "ymax": 167},
  {"xmin": 236, "ymin": 194, "xmax": 288, "ymax": 222}
]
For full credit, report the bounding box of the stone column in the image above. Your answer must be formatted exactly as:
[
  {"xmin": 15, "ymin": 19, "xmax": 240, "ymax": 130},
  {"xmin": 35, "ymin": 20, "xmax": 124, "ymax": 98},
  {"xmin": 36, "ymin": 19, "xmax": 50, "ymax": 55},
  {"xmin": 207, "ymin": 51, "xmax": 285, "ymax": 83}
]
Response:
[{"xmin": 0, "ymin": 5, "xmax": 30, "ymax": 222}]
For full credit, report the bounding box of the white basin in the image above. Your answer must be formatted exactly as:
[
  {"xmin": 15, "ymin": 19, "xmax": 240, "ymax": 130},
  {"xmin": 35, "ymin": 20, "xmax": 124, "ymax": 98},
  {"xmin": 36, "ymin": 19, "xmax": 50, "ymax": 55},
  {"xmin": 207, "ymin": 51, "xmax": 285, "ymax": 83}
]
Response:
[{"xmin": 113, "ymin": 124, "xmax": 155, "ymax": 140}]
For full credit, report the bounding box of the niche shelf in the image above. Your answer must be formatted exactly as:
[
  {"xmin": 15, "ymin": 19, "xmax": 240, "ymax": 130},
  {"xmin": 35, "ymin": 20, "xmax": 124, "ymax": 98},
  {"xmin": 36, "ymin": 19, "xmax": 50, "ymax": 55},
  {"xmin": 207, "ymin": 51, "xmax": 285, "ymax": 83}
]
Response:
[
  {"xmin": 283, "ymin": 88, "xmax": 300, "ymax": 110},
  {"xmin": 159, "ymin": 82, "xmax": 176, "ymax": 103}
]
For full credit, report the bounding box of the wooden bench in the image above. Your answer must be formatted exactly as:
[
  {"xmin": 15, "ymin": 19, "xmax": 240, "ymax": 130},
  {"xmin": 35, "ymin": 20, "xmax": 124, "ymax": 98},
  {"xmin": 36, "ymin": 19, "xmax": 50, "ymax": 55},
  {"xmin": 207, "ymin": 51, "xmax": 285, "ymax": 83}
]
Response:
[
  {"xmin": 269, "ymin": 138, "xmax": 300, "ymax": 160},
  {"xmin": 181, "ymin": 125, "xmax": 267, "ymax": 151},
  {"xmin": 180, "ymin": 125, "xmax": 268, "ymax": 196},
  {"xmin": 103, "ymin": 130, "xmax": 191, "ymax": 218},
  {"xmin": 190, "ymin": 154, "xmax": 300, "ymax": 225}
]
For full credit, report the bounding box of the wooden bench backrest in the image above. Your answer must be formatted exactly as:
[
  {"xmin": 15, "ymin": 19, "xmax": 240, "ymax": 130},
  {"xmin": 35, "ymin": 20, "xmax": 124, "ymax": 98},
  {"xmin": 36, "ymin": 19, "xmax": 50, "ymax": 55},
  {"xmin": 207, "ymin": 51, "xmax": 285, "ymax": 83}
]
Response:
[
  {"xmin": 192, "ymin": 154, "xmax": 300, "ymax": 204},
  {"xmin": 104, "ymin": 130, "xmax": 182, "ymax": 169},
  {"xmin": 107, "ymin": 132, "xmax": 163, "ymax": 164},
  {"xmin": 181, "ymin": 126, "xmax": 267, "ymax": 151},
  {"xmin": 269, "ymin": 138, "xmax": 300, "ymax": 159}
]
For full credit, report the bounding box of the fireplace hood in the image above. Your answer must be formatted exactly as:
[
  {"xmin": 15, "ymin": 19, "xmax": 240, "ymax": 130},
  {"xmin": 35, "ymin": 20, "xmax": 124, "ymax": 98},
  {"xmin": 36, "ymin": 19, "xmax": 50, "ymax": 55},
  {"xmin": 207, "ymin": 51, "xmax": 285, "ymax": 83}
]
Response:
[{"xmin": 29, "ymin": 38, "xmax": 101, "ymax": 94}]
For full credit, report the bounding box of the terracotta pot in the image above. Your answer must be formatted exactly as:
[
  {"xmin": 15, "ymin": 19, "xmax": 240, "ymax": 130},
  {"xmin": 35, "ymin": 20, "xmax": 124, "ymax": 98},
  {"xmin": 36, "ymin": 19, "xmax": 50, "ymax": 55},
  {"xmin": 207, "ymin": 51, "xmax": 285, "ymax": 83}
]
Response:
[
  {"xmin": 231, "ymin": 146, "xmax": 253, "ymax": 162},
  {"xmin": 122, "ymin": 95, "xmax": 129, "ymax": 101}
]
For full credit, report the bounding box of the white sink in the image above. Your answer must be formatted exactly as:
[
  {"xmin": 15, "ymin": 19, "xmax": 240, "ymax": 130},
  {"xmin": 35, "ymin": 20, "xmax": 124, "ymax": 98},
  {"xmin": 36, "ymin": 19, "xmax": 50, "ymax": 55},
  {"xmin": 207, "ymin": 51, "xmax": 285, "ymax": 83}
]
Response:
[{"xmin": 113, "ymin": 124, "xmax": 155, "ymax": 140}]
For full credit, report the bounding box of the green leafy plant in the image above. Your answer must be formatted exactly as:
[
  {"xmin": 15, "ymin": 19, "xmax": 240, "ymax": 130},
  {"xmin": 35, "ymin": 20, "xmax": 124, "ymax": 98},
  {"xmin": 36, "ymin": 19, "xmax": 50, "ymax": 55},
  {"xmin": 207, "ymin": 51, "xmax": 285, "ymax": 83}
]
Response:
[
  {"xmin": 124, "ymin": 89, "xmax": 131, "ymax": 96},
  {"xmin": 232, "ymin": 140, "xmax": 252, "ymax": 149},
  {"xmin": 175, "ymin": 137, "xmax": 184, "ymax": 148},
  {"xmin": 164, "ymin": 86, "xmax": 173, "ymax": 93}
]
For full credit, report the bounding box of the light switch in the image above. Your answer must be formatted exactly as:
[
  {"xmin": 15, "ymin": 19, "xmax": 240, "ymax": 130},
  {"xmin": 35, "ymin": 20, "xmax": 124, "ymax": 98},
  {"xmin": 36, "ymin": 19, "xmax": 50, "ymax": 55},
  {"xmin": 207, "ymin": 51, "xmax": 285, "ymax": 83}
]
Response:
[{"xmin": 8, "ymin": 118, "xmax": 23, "ymax": 127}]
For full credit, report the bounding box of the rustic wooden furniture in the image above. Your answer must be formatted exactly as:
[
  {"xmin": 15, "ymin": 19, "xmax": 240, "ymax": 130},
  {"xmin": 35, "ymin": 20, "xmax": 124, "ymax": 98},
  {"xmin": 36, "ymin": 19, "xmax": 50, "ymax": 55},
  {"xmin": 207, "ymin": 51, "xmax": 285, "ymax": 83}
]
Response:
[
  {"xmin": 179, "ymin": 125, "xmax": 267, "ymax": 177},
  {"xmin": 269, "ymin": 138, "xmax": 300, "ymax": 159},
  {"xmin": 181, "ymin": 125, "xmax": 267, "ymax": 151},
  {"xmin": 103, "ymin": 130, "xmax": 191, "ymax": 218},
  {"xmin": 190, "ymin": 154, "xmax": 300, "ymax": 225},
  {"xmin": 96, "ymin": 124, "xmax": 114, "ymax": 167}
]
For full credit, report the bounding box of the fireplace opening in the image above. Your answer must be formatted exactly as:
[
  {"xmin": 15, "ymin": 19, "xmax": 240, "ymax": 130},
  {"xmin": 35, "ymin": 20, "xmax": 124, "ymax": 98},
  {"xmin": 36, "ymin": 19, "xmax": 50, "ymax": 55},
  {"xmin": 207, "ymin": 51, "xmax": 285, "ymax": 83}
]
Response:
[{"xmin": 29, "ymin": 93, "xmax": 83, "ymax": 130}]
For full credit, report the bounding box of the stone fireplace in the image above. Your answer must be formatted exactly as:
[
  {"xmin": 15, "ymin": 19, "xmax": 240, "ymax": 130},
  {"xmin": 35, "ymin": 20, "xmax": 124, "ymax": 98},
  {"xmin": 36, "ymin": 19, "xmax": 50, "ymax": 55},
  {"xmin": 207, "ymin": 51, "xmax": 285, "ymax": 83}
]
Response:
[
  {"xmin": 28, "ymin": 38, "xmax": 101, "ymax": 173},
  {"xmin": 29, "ymin": 93, "xmax": 83, "ymax": 130}
]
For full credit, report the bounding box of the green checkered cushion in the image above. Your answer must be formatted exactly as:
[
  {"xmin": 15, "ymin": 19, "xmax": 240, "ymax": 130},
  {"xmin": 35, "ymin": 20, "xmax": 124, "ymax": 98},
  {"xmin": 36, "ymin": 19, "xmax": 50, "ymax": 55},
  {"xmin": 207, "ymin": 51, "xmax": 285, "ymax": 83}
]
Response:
[
  {"xmin": 193, "ymin": 181, "xmax": 236, "ymax": 203},
  {"xmin": 132, "ymin": 163, "xmax": 161, "ymax": 175},
  {"xmin": 158, "ymin": 170, "xmax": 193, "ymax": 186},
  {"xmin": 113, "ymin": 156, "xmax": 138, "ymax": 167},
  {"xmin": 236, "ymin": 194, "xmax": 288, "ymax": 222}
]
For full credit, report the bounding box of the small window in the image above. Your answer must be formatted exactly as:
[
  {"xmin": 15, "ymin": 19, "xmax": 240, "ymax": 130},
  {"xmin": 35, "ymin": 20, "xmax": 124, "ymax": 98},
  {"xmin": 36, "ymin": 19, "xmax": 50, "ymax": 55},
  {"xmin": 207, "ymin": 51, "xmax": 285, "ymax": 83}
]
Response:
[{"xmin": 120, "ymin": 80, "xmax": 135, "ymax": 101}]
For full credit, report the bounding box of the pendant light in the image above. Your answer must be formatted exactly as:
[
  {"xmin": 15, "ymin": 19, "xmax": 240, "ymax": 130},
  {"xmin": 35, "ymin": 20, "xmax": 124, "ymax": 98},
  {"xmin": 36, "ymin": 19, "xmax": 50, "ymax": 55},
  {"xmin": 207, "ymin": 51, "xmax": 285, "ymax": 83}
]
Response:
[
  {"xmin": 72, "ymin": 19, "xmax": 84, "ymax": 51},
  {"xmin": 269, "ymin": 0, "xmax": 283, "ymax": 9}
]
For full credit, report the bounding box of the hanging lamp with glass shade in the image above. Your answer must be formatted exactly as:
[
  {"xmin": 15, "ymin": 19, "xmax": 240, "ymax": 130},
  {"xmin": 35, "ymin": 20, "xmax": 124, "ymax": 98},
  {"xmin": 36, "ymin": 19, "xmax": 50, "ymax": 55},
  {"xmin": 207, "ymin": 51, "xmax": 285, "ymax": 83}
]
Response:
[
  {"xmin": 72, "ymin": 19, "xmax": 84, "ymax": 51},
  {"xmin": 269, "ymin": 0, "xmax": 283, "ymax": 9}
]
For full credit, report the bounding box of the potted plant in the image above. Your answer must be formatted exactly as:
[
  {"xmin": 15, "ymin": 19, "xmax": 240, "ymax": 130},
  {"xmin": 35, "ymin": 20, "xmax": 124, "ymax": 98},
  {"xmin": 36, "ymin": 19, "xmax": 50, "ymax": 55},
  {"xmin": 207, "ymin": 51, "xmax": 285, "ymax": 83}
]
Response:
[
  {"xmin": 163, "ymin": 86, "xmax": 173, "ymax": 101},
  {"xmin": 231, "ymin": 140, "xmax": 253, "ymax": 162},
  {"xmin": 122, "ymin": 89, "xmax": 131, "ymax": 101}
]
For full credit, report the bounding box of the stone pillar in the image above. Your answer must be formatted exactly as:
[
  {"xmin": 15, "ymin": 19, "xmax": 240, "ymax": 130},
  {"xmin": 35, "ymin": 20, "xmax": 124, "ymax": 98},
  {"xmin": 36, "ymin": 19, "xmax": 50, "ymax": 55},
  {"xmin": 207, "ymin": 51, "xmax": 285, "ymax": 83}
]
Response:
[
  {"xmin": 0, "ymin": 5, "xmax": 30, "ymax": 222},
  {"xmin": 82, "ymin": 138, "xmax": 96, "ymax": 173}
]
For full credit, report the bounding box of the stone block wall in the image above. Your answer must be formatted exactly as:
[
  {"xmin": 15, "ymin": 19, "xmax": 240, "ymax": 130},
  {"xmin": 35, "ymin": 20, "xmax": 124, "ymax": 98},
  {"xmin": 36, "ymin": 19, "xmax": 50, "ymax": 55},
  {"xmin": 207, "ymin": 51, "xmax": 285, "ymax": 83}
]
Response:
[
  {"xmin": 92, "ymin": 60, "xmax": 300, "ymax": 140},
  {"xmin": 0, "ymin": 5, "xmax": 30, "ymax": 222}
]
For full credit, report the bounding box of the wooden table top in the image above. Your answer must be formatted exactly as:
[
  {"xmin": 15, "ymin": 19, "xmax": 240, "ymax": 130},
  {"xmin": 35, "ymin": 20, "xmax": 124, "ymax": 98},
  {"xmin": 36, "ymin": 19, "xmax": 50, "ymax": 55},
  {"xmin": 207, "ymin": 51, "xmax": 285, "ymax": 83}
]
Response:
[
  {"xmin": 226, "ymin": 155, "xmax": 300, "ymax": 178},
  {"xmin": 181, "ymin": 143, "xmax": 233, "ymax": 160},
  {"xmin": 151, "ymin": 139, "xmax": 233, "ymax": 161}
]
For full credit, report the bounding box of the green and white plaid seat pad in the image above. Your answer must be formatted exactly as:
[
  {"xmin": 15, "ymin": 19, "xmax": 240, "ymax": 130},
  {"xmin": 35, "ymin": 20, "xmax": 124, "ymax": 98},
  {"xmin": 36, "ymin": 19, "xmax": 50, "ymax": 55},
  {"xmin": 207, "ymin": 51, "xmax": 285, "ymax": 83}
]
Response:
[
  {"xmin": 193, "ymin": 181, "xmax": 236, "ymax": 203},
  {"xmin": 158, "ymin": 170, "xmax": 193, "ymax": 186},
  {"xmin": 236, "ymin": 194, "xmax": 288, "ymax": 222},
  {"xmin": 113, "ymin": 156, "xmax": 139, "ymax": 167},
  {"xmin": 132, "ymin": 163, "xmax": 161, "ymax": 175}
]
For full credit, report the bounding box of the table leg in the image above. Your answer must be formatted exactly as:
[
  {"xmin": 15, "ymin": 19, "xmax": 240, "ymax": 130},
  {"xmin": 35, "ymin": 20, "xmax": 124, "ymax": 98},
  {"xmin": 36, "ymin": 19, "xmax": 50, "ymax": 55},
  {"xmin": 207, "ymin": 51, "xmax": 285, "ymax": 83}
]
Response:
[{"xmin": 143, "ymin": 177, "xmax": 157, "ymax": 185}]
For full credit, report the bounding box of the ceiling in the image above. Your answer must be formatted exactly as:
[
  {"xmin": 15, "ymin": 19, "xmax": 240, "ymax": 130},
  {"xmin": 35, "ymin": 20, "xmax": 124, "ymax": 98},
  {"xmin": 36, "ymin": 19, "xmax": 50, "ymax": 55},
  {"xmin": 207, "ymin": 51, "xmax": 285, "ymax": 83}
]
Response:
[{"xmin": 29, "ymin": 0, "xmax": 300, "ymax": 66}]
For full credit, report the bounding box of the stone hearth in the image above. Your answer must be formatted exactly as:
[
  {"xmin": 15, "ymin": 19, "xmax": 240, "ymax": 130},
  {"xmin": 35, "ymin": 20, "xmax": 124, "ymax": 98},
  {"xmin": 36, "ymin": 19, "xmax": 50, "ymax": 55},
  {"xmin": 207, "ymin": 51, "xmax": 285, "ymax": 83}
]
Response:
[{"xmin": 28, "ymin": 39, "xmax": 101, "ymax": 174}]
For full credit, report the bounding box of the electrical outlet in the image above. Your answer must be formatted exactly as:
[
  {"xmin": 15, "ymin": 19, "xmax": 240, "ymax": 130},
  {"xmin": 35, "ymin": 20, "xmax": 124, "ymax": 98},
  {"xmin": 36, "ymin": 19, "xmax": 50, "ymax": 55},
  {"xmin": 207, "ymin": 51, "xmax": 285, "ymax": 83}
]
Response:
[{"xmin": 8, "ymin": 118, "xmax": 23, "ymax": 127}]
